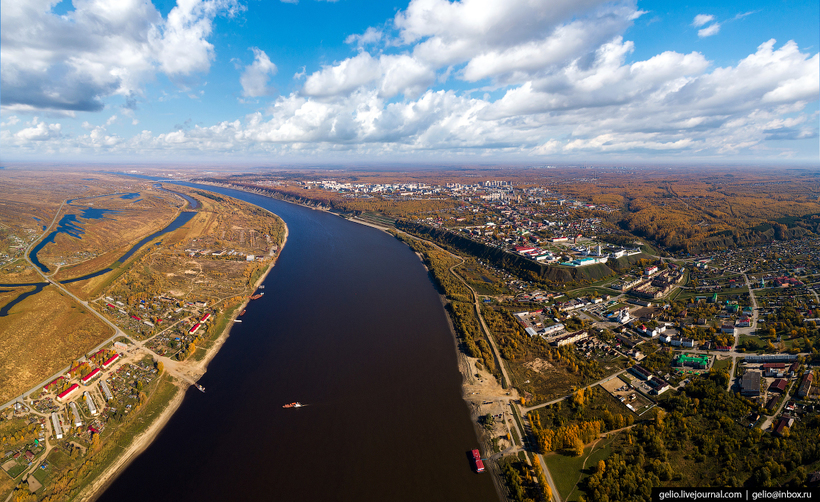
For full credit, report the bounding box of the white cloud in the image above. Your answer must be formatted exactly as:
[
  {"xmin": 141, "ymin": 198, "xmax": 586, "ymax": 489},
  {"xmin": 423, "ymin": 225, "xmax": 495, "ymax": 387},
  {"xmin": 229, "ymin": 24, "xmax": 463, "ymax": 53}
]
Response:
[
  {"xmin": 698, "ymin": 23, "xmax": 720, "ymax": 38},
  {"xmin": 240, "ymin": 48, "xmax": 278, "ymax": 98},
  {"xmin": 0, "ymin": 0, "xmax": 242, "ymax": 113},
  {"xmin": 692, "ymin": 14, "xmax": 714, "ymax": 27},
  {"xmin": 12, "ymin": 118, "xmax": 61, "ymax": 142},
  {"xmin": 345, "ymin": 27, "xmax": 383, "ymax": 47},
  {"xmin": 2, "ymin": 0, "xmax": 817, "ymax": 162},
  {"xmin": 0, "ymin": 116, "xmax": 19, "ymax": 127},
  {"xmin": 302, "ymin": 53, "xmax": 383, "ymax": 97}
]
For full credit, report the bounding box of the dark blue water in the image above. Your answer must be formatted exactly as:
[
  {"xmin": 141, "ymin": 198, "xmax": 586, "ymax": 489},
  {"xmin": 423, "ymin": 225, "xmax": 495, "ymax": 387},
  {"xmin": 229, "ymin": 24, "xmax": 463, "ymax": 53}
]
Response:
[
  {"xmin": 59, "ymin": 211, "xmax": 197, "ymax": 284},
  {"xmin": 0, "ymin": 283, "xmax": 48, "ymax": 317},
  {"xmin": 30, "ymin": 215, "xmax": 84, "ymax": 273},
  {"xmin": 152, "ymin": 184, "xmax": 199, "ymax": 209},
  {"xmin": 114, "ymin": 211, "xmax": 196, "ymax": 264},
  {"xmin": 97, "ymin": 184, "xmax": 497, "ymax": 502},
  {"xmin": 66, "ymin": 192, "xmax": 140, "ymax": 204},
  {"xmin": 79, "ymin": 207, "xmax": 120, "ymax": 219}
]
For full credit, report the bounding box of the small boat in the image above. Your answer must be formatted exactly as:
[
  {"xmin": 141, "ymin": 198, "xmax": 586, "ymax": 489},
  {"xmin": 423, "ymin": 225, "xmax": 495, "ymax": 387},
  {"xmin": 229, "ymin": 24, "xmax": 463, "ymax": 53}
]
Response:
[
  {"xmin": 234, "ymin": 320, "xmax": 242, "ymax": 323},
  {"xmin": 196, "ymin": 384, "xmax": 205, "ymax": 393},
  {"xmin": 282, "ymin": 402, "xmax": 303, "ymax": 408},
  {"xmin": 259, "ymin": 285, "xmax": 265, "ymax": 289}
]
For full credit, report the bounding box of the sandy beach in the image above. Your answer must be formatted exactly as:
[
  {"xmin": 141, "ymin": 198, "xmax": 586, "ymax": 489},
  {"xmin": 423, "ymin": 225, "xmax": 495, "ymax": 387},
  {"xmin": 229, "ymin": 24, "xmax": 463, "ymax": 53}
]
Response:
[{"xmin": 78, "ymin": 221, "xmax": 289, "ymax": 502}]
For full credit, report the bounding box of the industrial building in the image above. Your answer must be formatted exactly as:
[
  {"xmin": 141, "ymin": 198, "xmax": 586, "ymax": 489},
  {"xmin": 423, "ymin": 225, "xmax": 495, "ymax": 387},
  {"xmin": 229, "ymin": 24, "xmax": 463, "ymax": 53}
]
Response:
[{"xmin": 741, "ymin": 371, "xmax": 762, "ymax": 397}]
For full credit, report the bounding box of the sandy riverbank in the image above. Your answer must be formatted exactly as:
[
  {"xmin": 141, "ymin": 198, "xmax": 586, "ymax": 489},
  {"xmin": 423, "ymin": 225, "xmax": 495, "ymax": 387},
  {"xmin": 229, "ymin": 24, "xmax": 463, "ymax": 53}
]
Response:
[{"xmin": 78, "ymin": 221, "xmax": 289, "ymax": 502}]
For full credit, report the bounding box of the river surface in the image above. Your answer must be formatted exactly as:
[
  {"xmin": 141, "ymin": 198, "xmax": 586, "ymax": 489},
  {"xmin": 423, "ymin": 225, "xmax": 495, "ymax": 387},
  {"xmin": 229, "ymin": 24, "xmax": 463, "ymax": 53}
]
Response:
[{"xmin": 97, "ymin": 184, "xmax": 498, "ymax": 502}]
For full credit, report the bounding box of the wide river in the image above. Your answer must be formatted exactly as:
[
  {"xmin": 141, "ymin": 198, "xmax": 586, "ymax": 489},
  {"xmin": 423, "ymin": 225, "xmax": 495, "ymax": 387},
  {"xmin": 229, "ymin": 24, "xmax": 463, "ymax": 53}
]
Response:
[{"xmin": 97, "ymin": 184, "xmax": 498, "ymax": 501}]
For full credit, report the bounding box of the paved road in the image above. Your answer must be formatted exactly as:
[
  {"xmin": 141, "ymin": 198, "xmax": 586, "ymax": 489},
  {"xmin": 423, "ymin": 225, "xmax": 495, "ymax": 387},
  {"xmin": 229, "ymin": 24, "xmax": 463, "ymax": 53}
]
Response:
[
  {"xmin": 521, "ymin": 369, "xmax": 629, "ymax": 414},
  {"xmin": 759, "ymin": 380, "xmax": 794, "ymax": 431}
]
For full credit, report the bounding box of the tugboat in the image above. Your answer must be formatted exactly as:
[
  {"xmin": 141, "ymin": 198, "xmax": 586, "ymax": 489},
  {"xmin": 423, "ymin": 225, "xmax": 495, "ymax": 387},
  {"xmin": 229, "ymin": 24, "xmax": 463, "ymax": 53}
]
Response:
[
  {"xmin": 240, "ymin": 309, "xmax": 246, "ymax": 316},
  {"xmin": 249, "ymin": 293, "xmax": 264, "ymax": 300},
  {"xmin": 282, "ymin": 402, "xmax": 303, "ymax": 408}
]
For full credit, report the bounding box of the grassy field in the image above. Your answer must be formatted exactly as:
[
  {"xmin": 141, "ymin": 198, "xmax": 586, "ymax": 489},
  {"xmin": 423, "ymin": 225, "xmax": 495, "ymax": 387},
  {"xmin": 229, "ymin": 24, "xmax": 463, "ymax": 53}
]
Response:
[
  {"xmin": 713, "ymin": 357, "xmax": 732, "ymax": 372},
  {"xmin": 0, "ymin": 286, "xmax": 113, "ymax": 403},
  {"xmin": 544, "ymin": 434, "xmax": 618, "ymax": 502}
]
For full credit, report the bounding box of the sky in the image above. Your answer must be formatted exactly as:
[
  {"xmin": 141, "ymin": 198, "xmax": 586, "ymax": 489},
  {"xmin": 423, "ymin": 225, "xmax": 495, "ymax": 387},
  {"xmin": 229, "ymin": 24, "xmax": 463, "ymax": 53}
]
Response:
[{"xmin": 1, "ymin": 0, "xmax": 818, "ymax": 165}]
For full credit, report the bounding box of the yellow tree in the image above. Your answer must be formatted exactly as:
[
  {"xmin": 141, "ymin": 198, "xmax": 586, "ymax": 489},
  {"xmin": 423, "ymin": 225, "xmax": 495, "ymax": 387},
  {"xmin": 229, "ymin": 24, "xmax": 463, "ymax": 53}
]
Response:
[{"xmin": 572, "ymin": 437, "xmax": 585, "ymax": 457}]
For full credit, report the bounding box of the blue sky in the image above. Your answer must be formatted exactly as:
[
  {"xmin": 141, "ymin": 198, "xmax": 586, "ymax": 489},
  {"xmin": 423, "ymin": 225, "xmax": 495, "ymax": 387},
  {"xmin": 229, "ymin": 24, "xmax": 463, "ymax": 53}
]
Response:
[{"xmin": 1, "ymin": 0, "xmax": 818, "ymax": 164}]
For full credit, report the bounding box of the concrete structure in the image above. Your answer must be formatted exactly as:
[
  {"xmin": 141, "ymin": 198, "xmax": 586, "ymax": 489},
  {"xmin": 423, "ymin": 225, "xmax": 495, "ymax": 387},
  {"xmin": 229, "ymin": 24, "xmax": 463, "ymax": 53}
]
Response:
[
  {"xmin": 57, "ymin": 384, "xmax": 80, "ymax": 403},
  {"xmin": 775, "ymin": 415, "xmax": 794, "ymax": 436},
  {"xmin": 548, "ymin": 330, "xmax": 588, "ymax": 347},
  {"xmin": 798, "ymin": 372, "xmax": 813, "ymax": 398},
  {"xmin": 647, "ymin": 378, "xmax": 671, "ymax": 395},
  {"xmin": 763, "ymin": 363, "xmax": 786, "ymax": 378},
  {"xmin": 81, "ymin": 367, "xmax": 101, "ymax": 384},
  {"xmin": 721, "ymin": 325, "xmax": 737, "ymax": 335},
  {"xmin": 768, "ymin": 379, "xmax": 788, "ymax": 393},
  {"xmin": 100, "ymin": 380, "xmax": 114, "ymax": 401},
  {"xmin": 101, "ymin": 353, "xmax": 120, "ymax": 370},
  {"xmin": 51, "ymin": 412, "xmax": 63, "ymax": 440},
  {"xmin": 675, "ymin": 354, "xmax": 710, "ymax": 369},
  {"xmin": 630, "ymin": 365, "xmax": 653, "ymax": 381},
  {"xmin": 744, "ymin": 354, "xmax": 799, "ymax": 363},
  {"xmin": 69, "ymin": 402, "xmax": 82, "ymax": 427},
  {"xmin": 84, "ymin": 391, "xmax": 98, "ymax": 416},
  {"xmin": 540, "ymin": 323, "xmax": 564, "ymax": 336},
  {"xmin": 741, "ymin": 371, "xmax": 762, "ymax": 397}
]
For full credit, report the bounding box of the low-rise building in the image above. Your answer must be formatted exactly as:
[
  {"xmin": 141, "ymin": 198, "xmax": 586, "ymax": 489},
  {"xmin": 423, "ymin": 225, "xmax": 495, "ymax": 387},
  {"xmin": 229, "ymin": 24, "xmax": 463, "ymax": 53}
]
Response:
[
  {"xmin": 99, "ymin": 380, "xmax": 113, "ymax": 401},
  {"xmin": 81, "ymin": 368, "xmax": 101, "ymax": 385},
  {"xmin": 84, "ymin": 391, "xmax": 98, "ymax": 416},
  {"xmin": 549, "ymin": 330, "xmax": 588, "ymax": 347},
  {"xmin": 768, "ymin": 379, "xmax": 788, "ymax": 393},
  {"xmin": 57, "ymin": 384, "xmax": 80, "ymax": 403},
  {"xmin": 741, "ymin": 371, "xmax": 761, "ymax": 397},
  {"xmin": 630, "ymin": 365, "xmax": 653, "ymax": 381},
  {"xmin": 798, "ymin": 372, "xmax": 813, "ymax": 398},
  {"xmin": 69, "ymin": 402, "xmax": 82, "ymax": 427},
  {"xmin": 101, "ymin": 353, "xmax": 120, "ymax": 370},
  {"xmin": 51, "ymin": 412, "xmax": 63, "ymax": 440},
  {"xmin": 675, "ymin": 354, "xmax": 710, "ymax": 369}
]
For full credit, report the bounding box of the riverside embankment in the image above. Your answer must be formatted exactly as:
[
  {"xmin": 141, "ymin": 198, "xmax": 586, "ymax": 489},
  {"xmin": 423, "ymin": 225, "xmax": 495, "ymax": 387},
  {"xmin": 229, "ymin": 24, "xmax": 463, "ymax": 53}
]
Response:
[{"xmin": 95, "ymin": 183, "xmax": 497, "ymax": 502}]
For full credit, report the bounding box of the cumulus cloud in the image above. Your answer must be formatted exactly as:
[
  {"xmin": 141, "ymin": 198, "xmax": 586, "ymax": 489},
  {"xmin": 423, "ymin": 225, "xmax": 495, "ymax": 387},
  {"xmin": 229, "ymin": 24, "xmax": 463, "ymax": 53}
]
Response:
[
  {"xmin": 302, "ymin": 52, "xmax": 436, "ymax": 99},
  {"xmin": 345, "ymin": 27, "xmax": 383, "ymax": 47},
  {"xmin": 0, "ymin": 0, "xmax": 242, "ymax": 113},
  {"xmin": 3, "ymin": 0, "xmax": 818, "ymax": 162},
  {"xmin": 12, "ymin": 118, "xmax": 62, "ymax": 142},
  {"xmin": 698, "ymin": 23, "xmax": 721, "ymax": 38},
  {"xmin": 240, "ymin": 48, "xmax": 278, "ymax": 98},
  {"xmin": 0, "ymin": 116, "xmax": 20, "ymax": 127},
  {"xmin": 692, "ymin": 14, "xmax": 714, "ymax": 27}
]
